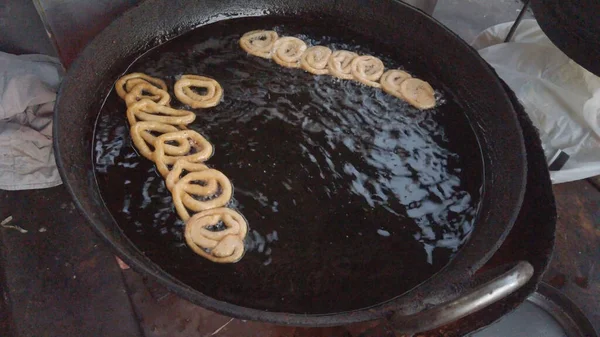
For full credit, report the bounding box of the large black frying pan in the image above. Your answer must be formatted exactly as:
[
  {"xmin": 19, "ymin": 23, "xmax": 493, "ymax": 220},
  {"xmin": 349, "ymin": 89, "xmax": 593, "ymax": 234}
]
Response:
[{"xmin": 54, "ymin": 0, "xmax": 532, "ymax": 334}]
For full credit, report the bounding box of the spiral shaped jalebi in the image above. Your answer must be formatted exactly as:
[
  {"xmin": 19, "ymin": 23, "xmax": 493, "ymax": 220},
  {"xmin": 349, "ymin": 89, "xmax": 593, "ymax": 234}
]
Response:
[
  {"xmin": 272, "ymin": 37, "xmax": 307, "ymax": 68},
  {"xmin": 351, "ymin": 55, "xmax": 385, "ymax": 88},
  {"xmin": 185, "ymin": 208, "xmax": 248, "ymax": 263},
  {"xmin": 399, "ymin": 78, "xmax": 437, "ymax": 110},
  {"xmin": 327, "ymin": 50, "xmax": 358, "ymax": 79},
  {"xmin": 124, "ymin": 82, "xmax": 171, "ymax": 106},
  {"xmin": 115, "ymin": 73, "xmax": 168, "ymax": 101},
  {"xmin": 126, "ymin": 99, "xmax": 196, "ymax": 126},
  {"xmin": 174, "ymin": 75, "xmax": 223, "ymax": 108},
  {"xmin": 166, "ymin": 159, "xmax": 209, "ymax": 192},
  {"xmin": 240, "ymin": 29, "xmax": 438, "ymax": 109},
  {"xmin": 380, "ymin": 69, "xmax": 412, "ymax": 100},
  {"xmin": 240, "ymin": 30, "xmax": 279, "ymax": 59},
  {"xmin": 152, "ymin": 130, "xmax": 214, "ymax": 177},
  {"xmin": 116, "ymin": 72, "xmax": 247, "ymax": 264},
  {"xmin": 300, "ymin": 46, "xmax": 332, "ymax": 75},
  {"xmin": 171, "ymin": 169, "xmax": 233, "ymax": 221},
  {"xmin": 130, "ymin": 121, "xmax": 189, "ymax": 161}
]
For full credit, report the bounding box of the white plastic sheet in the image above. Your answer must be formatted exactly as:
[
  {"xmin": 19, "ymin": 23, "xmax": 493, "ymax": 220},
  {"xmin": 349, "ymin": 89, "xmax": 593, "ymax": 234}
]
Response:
[
  {"xmin": 472, "ymin": 19, "xmax": 600, "ymax": 184},
  {"xmin": 0, "ymin": 52, "xmax": 64, "ymax": 190}
]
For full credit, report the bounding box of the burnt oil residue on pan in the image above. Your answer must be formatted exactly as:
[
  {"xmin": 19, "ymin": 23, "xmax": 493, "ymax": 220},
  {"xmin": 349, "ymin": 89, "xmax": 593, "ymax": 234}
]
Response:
[{"xmin": 93, "ymin": 17, "xmax": 483, "ymax": 314}]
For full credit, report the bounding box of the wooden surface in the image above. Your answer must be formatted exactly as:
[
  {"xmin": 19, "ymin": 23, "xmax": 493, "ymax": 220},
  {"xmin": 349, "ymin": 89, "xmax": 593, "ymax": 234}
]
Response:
[{"xmin": 544, "ymin": 181, "xmax": 600, "ymax": 331}]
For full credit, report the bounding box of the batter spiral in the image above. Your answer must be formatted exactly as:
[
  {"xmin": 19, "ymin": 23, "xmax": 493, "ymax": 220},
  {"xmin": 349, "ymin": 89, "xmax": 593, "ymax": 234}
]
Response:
[
  {"xmin": 240, "ymin": 30, "xmax": 279, "ymax": 59},
  {"xmin": 116, "ymin": 72, "xmax": 248, "ymax": 264},
  {"xmin": 301, "ymin": 46, "xmax": 332, "ymax": 75},
  {"xmin": 152, "ymin": 130, "xmax": 214, "ymax": 177},
  {"xmin": 166, "ymin": 159, "xmax": 209, "ymax": 192},
  {"xmin": 171, "ymin": 169, "xmax": 233, "ymax": 221},
  {"xmin": 185, "ymin": 208, "xmax": 248, "ymax": 263},
  {"xmin": 327, "ymin": 50, "xmax": 358, "ymax": 79},
  {"xmin": 399, "ymin": 78, "xmax": 437, "ymax": 110},
  {"xmin": 126, "ymin": 99, "xmax": 196, "ymax": 126},
  {"xmin": 115, "ymin": 73, "xmax": 168, "ymax": 101},
  {"xmin": 272, "ymin": 37, "xmax": 307, "ymax": 68},
  {"xmin": 380, "ymin": 69, "xmax": 412, "ymax": 99},
  {"xmin": 240, "ymin": 29, "xmax": 438, "ymax": 109},
  {"xmin": 124, "ymin": 82, "xmax": 171, "ymax": 106},
  {"xmin": 174, "ymin": 75, "xmax": 223, "ymax": 108},
  {"xmin": 130, "ymin": 121, "xmax": 189, "ymax": 161},
  {"xmin": 351, "ymin": 55, "xmax": 385, "ymax": 88}
]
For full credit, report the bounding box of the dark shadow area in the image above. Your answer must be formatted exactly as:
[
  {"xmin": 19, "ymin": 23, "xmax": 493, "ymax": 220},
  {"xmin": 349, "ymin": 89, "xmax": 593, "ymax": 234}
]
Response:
[{"xmin": 0, "ymin": 1, "xmax": 56, "ymax": 56}]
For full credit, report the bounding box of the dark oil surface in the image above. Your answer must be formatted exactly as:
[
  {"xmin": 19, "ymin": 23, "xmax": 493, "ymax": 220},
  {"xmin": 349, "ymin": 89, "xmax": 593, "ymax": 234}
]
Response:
[{"xmin": 93, "ymin": 17, "xmax": 483, "ymax": 314}]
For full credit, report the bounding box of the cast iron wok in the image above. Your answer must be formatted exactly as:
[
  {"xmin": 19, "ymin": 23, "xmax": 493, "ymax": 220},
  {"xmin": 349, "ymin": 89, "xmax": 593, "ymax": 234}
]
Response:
[{"xmin": 53, "ymin": 0, "xmax": 531, "ymax": 333}]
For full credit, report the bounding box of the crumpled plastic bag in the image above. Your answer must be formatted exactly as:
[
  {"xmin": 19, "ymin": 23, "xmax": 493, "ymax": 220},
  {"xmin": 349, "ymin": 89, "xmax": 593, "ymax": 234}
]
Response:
[
  {"xmin": 0, "ymin": 52, "xmax": 64, "ymax": 190},
  {"xmin": 472, "ymin": 19, "xmax": 600, "ymax": 184}
]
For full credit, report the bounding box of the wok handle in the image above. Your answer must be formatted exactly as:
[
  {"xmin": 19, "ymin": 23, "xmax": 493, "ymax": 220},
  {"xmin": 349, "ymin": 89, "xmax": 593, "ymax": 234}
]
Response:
[{"xmin": 388, "ymin": 261, "xmax": 534, "ymax": 335}]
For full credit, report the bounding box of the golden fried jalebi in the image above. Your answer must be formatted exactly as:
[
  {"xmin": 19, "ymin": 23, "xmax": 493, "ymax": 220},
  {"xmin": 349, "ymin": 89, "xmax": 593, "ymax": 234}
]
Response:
[
  {"xmin": 165, "ymin": 159, "xmax": 209, "ymax": 192},
  {"xmin": 117, "ymin": 73, "xmax": 247, "ymax": 263},
  {"xmin": 327, "ymin": 50, "xmax": 358, "ymax": 80},
  {"xmin": 380, "ymin": 69, "xmax": 412, "ymax": 100},
  {"xmin": 174, "ymin": 75, "xmax": 223, "ymax": 108},
  {"xmin": 351, "ymin": 55, "xmax": 385, "ymax": 88},
  {"xmin": 399, "ymin": 78, "xmax": 436, "ymax": 110},
  {"xmin": 130, "ymin": 121, "xmax": 189, "ymax": 161},
  {"xmin": 240, "ymin": 29, "xmax": 440, "ymax": 110},
  {"xmin": 272, "ymin": 37, "xmax": 307, "ymax": 68},
  {"xmin": 124, "ymin": 82, "xmax": 171, "ymax": 106},
  {"xmin": 126, "ymin": 99, "xmax": 196, "ymax": 127},
  {"xmin": 184, "ymin": 208, "xmax": 248, "ymax": 263},
  {"xmin": 240, "ymin": 30, "xmax": 279, "ymax": 59},
  {"xmin": 124, "ymin": 79, "xmax": 167, "ymax": 103},
  {"xmin": 171, "ymin": 169, "xmax": 233, "ymax": 221},
  {"xmin": 115, "ymin": 73, "xmax": 168, "ymax": 100},
  {"xmin": 152, "ymin": 130, "xmax": 214, "ymax": 177},
  {"xmin": 300, "ymin": 46, "xmax": 332, "ymax": 75}
]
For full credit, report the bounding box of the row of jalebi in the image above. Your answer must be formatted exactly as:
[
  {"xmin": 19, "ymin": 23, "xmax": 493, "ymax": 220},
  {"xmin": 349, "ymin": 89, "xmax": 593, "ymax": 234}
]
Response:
[
  {"xmin": 115, "ymin": 73, "xmax": 248, "ymax": 263},
  {"xmin": 240, "ymin": 30, "xmax": 437, "ymax": 110}
]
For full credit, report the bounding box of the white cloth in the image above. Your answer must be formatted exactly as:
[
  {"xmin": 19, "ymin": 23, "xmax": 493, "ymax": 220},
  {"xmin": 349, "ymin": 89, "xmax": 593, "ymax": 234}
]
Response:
[
  {"xmin": 0, "ymin": 52, "xmax": 64, "ymax": 190},
  {"xmin": 472, "ymin": 20, "xmax": 600, "ymax": 184}
]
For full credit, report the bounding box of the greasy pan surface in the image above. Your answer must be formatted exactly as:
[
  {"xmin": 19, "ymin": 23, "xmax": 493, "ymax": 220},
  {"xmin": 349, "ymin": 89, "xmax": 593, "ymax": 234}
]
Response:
[
  {"xmin": 414, "ymin": 79, "xmax": 556, "ymax": 336},
  {"xmin": 54, "ymin": 0, "xmax": 526, "ymax": 326}
]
